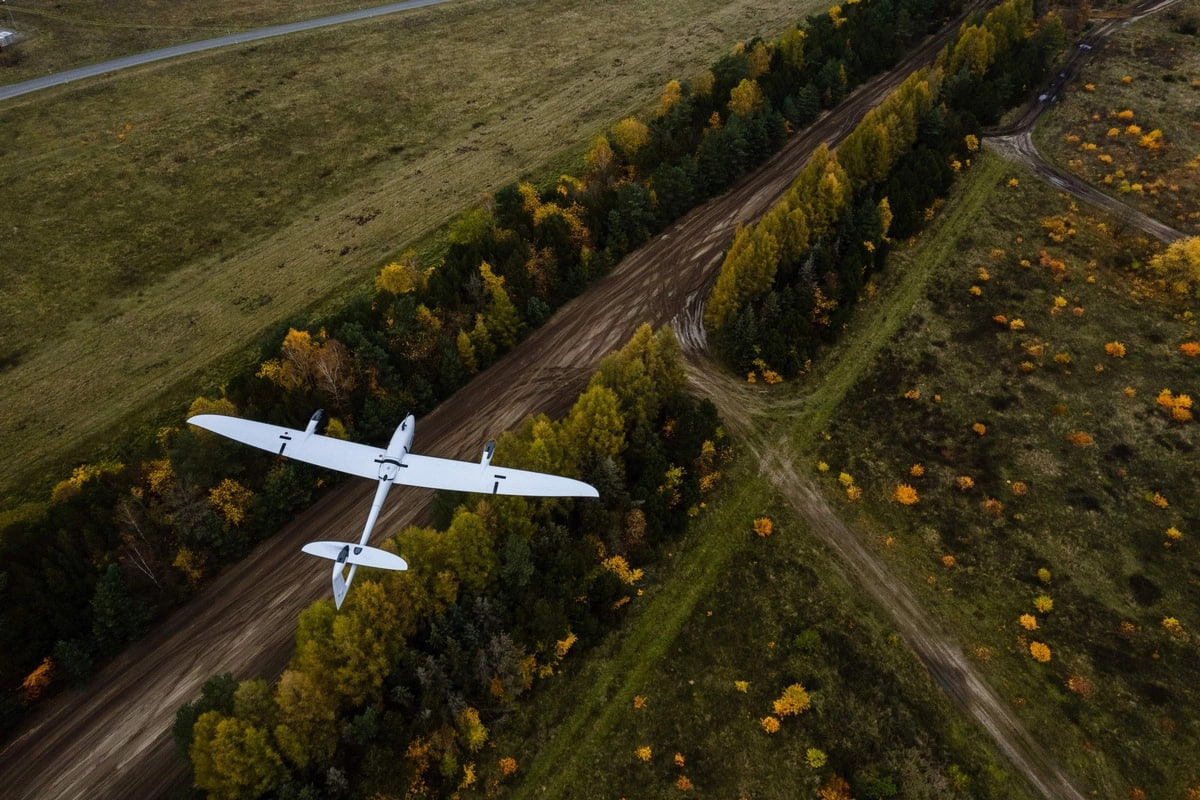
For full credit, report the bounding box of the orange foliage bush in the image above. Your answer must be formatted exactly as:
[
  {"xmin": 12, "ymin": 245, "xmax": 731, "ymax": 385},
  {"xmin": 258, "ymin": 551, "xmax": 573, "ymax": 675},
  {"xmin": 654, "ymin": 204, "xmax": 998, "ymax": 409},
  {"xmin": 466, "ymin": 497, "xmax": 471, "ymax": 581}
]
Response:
[
  {"xmin": 499, "ymin": 757, "xmax": 519, "ymax": 777},
  {"xmin": 957, "ymin": 476, "xmax": 975, "ymax": 490},
  {"xmin": 818, "ymin": 776, "xmax": 854, "ymax": 800},
  {"xmin": 753, "ymin": 516, "xmax": 774, "ymax": 537},
  {"xmin": 1066, "ymin": 675, "xmax": 1095, "ymax": 697},
  {"xmin": 1180, "ymin": 342, "xmax": 1200, "ymax": 357},
  {"xmin": 1066, "ymin": 431, "xmax": 1094, "ymax": 447},
  {"xmin": 772, "ymin": 683, "xmax": 812, "ymax": 717},
  {"xmin": 760, "ymin": 716, "xmax": 780, "ymax": 734},
  {"xmin": 1104, "ymin": 341, "xmax": 1126, "ymax": 358},
  {"xmin": 983, "ymin": 498, "xmax": 1004, "ymax": 517},
  {"xmin": 1029, "ymin": 641, "xmax": 1051, "ymax": 662},
  {"xmin": 1011, "ymin": 481, "xmax": 1028, "ymax": 496},
  {"xmin": 892, "ymin": 483, "xmax": 920, "ymax": 505},
  {"xmin": 21, "ymin": 657, "xmax": 53, "ymax": 703}
]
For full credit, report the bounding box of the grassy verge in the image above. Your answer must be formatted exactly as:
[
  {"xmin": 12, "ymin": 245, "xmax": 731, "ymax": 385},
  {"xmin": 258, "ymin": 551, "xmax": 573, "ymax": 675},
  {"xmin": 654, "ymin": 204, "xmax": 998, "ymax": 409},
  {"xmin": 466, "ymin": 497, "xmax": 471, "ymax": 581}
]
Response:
[
  {"xmin": 1033, "ymin": 0, "xmax": 1200, "ymax": 236},
  {"xmin": 0, "ymin": 0, "xmax": 822, "ymax": 500},
  {"xmin": 809, "ymin": 146, "xmax": 1200, "ymax": 796}
]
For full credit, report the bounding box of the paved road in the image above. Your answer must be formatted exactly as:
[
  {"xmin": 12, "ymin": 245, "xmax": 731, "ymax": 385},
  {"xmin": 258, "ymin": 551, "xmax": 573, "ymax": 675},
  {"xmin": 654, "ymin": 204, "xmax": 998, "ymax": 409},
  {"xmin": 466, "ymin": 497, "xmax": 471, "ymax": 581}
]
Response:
[{"xmin": 0, "ymin": 0, "xmax": 451, "ymax": 102}]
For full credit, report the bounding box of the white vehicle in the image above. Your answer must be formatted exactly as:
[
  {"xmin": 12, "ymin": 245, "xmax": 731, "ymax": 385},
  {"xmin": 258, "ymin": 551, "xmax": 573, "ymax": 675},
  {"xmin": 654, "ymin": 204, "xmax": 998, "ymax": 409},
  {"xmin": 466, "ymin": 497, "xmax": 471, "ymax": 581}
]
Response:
[{"xmin": 189, "ymin": 411, "xmax": 599, "ymax": 607}]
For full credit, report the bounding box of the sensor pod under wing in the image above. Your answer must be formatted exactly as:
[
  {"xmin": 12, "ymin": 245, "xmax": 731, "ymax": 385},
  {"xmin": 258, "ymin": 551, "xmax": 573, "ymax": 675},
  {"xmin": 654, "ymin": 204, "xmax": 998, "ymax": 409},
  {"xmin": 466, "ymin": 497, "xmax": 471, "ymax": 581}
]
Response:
[{"xmin": 189, "ymin": 410, "xmax": 598, "ymax": 608}]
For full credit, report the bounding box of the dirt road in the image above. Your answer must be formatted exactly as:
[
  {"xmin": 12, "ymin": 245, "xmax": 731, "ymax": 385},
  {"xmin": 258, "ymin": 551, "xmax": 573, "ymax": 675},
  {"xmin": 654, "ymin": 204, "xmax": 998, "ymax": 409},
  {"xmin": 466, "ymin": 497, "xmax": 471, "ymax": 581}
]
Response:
[
  {"xmin": 984, "ymin": 0, "xmax": 1187, "ymax": 244},
  {"xmin": 0, "ymin": 6, "xmax": 1056, "ymax": 798}
]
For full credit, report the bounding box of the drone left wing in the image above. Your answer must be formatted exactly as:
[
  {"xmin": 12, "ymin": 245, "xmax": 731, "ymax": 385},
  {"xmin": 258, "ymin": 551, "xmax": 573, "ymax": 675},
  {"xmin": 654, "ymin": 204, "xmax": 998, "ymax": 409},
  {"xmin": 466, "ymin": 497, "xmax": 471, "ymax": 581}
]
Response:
[
  {"xmin": 399, "ymin": 453, "xmax": 599, "ymax": 498},
  {"xmin": 188, "ymin": 414, "xmax": 382, "ymax": 480}
]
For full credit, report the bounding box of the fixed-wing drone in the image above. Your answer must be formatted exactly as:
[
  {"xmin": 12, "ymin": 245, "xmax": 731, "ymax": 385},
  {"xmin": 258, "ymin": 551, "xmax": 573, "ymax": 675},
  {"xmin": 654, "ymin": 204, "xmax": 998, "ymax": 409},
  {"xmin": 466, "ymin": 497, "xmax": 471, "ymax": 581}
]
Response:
[{"xmin": 188, "ymin": 411, "xmax": 599, "ymax": 607}]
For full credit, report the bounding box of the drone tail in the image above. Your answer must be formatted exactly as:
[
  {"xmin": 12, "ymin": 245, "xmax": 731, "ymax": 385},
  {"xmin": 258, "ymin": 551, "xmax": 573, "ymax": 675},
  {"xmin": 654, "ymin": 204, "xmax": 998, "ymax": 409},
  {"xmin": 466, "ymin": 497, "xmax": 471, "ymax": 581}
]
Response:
[{"xmin": 301, "ymin": 541, "xmax": 408, "ymax": 609}]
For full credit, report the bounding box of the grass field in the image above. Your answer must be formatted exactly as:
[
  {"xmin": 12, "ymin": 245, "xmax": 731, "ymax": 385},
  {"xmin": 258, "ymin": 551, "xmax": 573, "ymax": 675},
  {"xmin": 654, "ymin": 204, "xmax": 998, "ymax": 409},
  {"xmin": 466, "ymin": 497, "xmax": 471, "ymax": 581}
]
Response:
[
  {"xmin": 809, "ymin": 147, "xmax": 1200, "ymax": 797},
  {"xmin": 480, "ymin": 464, "xmax": 1029, "ymax": 800},
  {"xmin": 0, "ymin": 0, "xmax": 824, "ymax": 501},
  {"xmin": 0, "ymin": 0, "xmax": 392, "ymax": 83},
  {"xmin": 1034, "ymin": 0, "xmax": 1200, "ymax": 236}
]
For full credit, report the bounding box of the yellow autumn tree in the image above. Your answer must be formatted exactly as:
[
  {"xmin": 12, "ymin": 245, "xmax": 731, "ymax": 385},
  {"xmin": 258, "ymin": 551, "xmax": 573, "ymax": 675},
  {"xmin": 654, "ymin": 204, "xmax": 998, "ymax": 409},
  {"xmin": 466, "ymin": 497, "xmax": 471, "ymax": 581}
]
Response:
[
  {"xmin": 257, "ymin": 328, "xmax": 356, "ymax": 406},
  {"xmin": 187, "ymin": 395, "xmax": 237, "ymax": 420},
  {"xmin": 704, "ymin": 224, "xmax": 781, "ymax": 331},
  {"xmin": 778, "ymin": 25, "xmax": 806, "ymax": 70},
  {"xmin": 191, "ymin": 711, "xmax": 287, "ymax": 800},
  {"xmin": 51, "ymin": 460, "xmax": 124, "ymax": 503},
  {"xmin": 584, "ymin": 136, "xmax": 619, "ymax": 190},
  {"xmin": 611, "ymin": 117, "xmax": 650, "ymax": 159},
  {"xmin": 1148, "ymin": 236, "xmax": 1200, "ymax": 296},
  {"xmin": 564, "ymin": 384, "xmax": 626, "ymax": 463},
  {"xmin": 772, "ymin": 683, "xmax": 812, "ymax": 716},
  {"xmin": 728, "ymin": 78, "xmax": 765, "ymax": 117},
  {"xmin": 479, "ymin": 261, "xmax": 523, "ymax": 350},
  {"xmin": 657, "ymin": 79, "xmax": 683, "ymax": 117},
  {"xmin": 209, "ymin": 478, "xmax": 253, "ymax": 526},
  {"xmin": 21, "ymin": 657, "xmax": 54, "ymax": 702},
  {"xmin": 458, "ymin": 707, "xmax": 489, "ymax": 752},
  {"xmin": 747, "ymin": 41, "xmax": 772, "ymax": 78},
  {"xmin": 375, "ymin": 251, "xmax": 424, "ymax": 295},
  {"xmin": 272, "ymin": 669, "xmax": 338, "ymax": 769}
]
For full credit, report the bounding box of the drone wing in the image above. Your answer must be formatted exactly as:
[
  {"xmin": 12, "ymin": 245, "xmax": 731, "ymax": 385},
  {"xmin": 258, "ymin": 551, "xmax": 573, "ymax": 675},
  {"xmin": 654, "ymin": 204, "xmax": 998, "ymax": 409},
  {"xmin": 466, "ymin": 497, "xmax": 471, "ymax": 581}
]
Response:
[
  {"xmin": 398, "ymin": 453, "xmax": 599, "ymax": 498},
  {"xmin": 188, "ymin": 414, "xmax": 382, "ymax": 480}
]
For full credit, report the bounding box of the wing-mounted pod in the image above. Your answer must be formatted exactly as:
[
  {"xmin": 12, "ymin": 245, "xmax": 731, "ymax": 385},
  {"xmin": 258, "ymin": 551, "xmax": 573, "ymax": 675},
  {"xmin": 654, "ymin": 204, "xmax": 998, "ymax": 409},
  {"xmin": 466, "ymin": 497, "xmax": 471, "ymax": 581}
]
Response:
[
  {"xmin": 304, "ymin": 409, "xmax": 324, "ymax": 436},
  {"xmin": 481, "ymin": 440, "xmax": 496, "ymax": 468}
]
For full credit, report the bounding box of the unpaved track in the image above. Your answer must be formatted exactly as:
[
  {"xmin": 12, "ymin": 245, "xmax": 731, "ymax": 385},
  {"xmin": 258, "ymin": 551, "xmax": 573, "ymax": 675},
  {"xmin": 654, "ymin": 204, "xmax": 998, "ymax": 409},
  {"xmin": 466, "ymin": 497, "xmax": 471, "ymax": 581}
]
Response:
[
  {"xmin": 984, "ymin": 0, "xmax": 1186, "ymax": 244},
  {"xmin": 0, "ymin": 6, "xmax": 1065, "ymax": 798},
  {"xmin": 686, "ymin": 351, "xmax": 1089, "ymax": 799}
]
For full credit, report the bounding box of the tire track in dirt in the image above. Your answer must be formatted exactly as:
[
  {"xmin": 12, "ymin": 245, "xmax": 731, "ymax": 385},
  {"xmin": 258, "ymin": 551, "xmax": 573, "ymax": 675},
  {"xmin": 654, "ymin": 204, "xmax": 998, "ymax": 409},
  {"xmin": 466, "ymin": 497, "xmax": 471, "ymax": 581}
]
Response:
[{"xmin": 0, "ymin": 8, "xmax": 996, "ymax": 798}]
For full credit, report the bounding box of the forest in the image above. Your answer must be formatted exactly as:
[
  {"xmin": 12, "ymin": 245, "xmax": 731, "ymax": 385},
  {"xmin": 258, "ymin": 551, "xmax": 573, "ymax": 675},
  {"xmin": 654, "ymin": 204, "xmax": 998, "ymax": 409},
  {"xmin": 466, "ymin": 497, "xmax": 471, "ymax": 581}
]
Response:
[
  {"xmin": 705, "ymin": 0, "xmax": 1066, "ymax": 377},
  {"xmin": 0, "ymin": 0, "xmax": 965, "ymax": 734}
]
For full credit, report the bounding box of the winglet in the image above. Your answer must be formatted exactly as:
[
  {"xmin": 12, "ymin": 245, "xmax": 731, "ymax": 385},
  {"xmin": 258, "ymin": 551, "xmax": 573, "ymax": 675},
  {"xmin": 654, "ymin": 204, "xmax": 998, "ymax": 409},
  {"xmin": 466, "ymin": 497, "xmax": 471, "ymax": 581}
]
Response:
[
  {"xmin": 481, "ymin": 440, "xmax": 496, "ymax": 467},
  {"xmin": 305, "ymin": 409, "xmax": 324, "ymax": 436}
]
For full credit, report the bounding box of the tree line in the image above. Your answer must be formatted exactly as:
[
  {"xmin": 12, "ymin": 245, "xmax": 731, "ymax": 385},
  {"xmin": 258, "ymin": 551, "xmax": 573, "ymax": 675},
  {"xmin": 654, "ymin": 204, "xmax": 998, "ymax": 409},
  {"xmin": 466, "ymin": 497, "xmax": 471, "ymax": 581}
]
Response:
[
  {"xmin": 175, "ymin": 325, "xmax": 731, "ymax": 798},
  {"xmin": 0, "ymin": 0, "xmax": 965, "ymax": 736},
  {"xmin": 706, "ymin": 0, "xmax": 1067, "ymax": 377}
]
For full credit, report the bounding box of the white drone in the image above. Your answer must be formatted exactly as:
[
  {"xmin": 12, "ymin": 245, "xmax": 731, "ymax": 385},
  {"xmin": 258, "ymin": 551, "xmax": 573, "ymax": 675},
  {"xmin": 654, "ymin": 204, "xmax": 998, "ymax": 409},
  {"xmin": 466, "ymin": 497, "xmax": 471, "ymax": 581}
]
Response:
[{"xmin": 189, "ymin": 411, "xmax": 599, "ymax": 607}]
